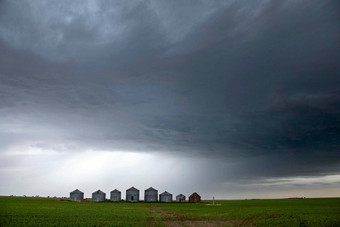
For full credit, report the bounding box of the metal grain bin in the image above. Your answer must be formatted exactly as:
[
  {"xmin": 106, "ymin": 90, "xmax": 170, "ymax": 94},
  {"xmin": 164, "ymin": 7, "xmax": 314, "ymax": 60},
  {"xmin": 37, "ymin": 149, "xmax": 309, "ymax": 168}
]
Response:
[
  {"xmin": 92, "ymin": 190, "xmax": 106, "ymax": 202},
  {"xmin": 110, "ymin": 189, "xmax": 121, "ymax": 202},
  {"xmin": 144, "ymin": 187, "xmax": 158, "ymax": 202},
  {"xmin": 176, "ymin": 194, "xmax": 186, "ymax": 202},
  {"xmin": 159, "ymin": 191, "xmax": 172, "ymax": 203},
  {"xmin": 70, "ymin": 189, "xmax": 84, "ymax": 201},
  {"xmin": 126, "ymin": 187, "xmax": 139, "ymax": 202}
]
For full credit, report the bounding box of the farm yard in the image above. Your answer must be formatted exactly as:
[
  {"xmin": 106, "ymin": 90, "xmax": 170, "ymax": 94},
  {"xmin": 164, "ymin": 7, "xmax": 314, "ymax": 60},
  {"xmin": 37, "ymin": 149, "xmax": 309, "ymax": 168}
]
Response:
[{"xmin": 1, "ymin": 197, "xmax": 339, "ymax": 226}]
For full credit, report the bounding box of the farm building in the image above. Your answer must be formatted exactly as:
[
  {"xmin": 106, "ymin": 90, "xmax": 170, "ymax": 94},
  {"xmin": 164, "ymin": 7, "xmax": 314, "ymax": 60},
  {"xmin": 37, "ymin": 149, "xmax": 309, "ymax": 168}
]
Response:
[
  {"xmin": 176, "ymin": 194, "xmax": 186, "ymax": 202},
  {"xmin": 110, "ymin": 189, "xmax": 121, "ymax": 202},
  {"xmin": 189, "ymin": 192, "xmax": 201, "ymax": 203},
  {"xmin": 92, "ymin": 190, "xmax": 106, "ymax": 202},
  {"xmin": 144, "ymin": 187, "xmax": 158, "ymax": 202},
  {"xmin": 70, "ymin": 189, "xmax": 84, "ymax": 201},
  {"xmin": 126, "ymin": 186, "xmax": 139, "ymax": 202},
  {"xmin": 159, "ymin": 191, "xmax": 172, "ymax": 203}
]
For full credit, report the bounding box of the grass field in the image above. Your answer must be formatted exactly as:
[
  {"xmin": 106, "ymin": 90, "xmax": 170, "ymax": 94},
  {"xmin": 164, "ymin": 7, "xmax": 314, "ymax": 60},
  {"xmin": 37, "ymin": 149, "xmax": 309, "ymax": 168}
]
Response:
[{"xmin": 0, "ymin": 197, "xmax": 339, "ymax": 226}]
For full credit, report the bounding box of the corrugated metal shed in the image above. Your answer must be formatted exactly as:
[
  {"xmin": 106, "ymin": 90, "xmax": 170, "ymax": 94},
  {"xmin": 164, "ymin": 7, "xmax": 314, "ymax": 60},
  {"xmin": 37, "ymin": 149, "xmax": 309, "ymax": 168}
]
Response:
[
  {"xmin": 176, "ymin": 194, "xmax": 186, "ymax": 202},
  {"xmin": 126, "ymin": 186, "xmax": 139, "ymax": 202},
  {"xmin": 70, "ymin": 189, "xmax": 84, "ymax": 201},
  {"xmin": 92, "ymin": 190, "xmax": 106, "ymax": 202},
  {"xmin": 110, "ymin": 189, "xmax": 121, "ymax": 202},
  {"xmin": 144, "ymin": 187, "xmax": 158, "ymax": 202},
  {"xmin": 159, "ymin": 191, "xmax": 172, "ymax": 203}
]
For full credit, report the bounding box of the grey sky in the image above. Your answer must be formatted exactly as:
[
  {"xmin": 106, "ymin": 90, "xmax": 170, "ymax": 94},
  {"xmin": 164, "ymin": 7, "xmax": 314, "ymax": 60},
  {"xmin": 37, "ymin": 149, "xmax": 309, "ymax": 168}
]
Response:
[{"xmin": 0, "ymin": 0, "xmax": 339, "ymax": 199}]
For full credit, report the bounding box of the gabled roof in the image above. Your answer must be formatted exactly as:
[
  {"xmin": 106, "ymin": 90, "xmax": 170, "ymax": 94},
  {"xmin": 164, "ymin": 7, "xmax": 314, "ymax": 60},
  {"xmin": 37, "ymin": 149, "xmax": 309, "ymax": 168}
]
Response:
[
  {"xmin": 127, "ymin": 186, "xmax": 139, "ymax": 191},
  {"xmin": 176, "ymin": 194, "xmax": 185, "ymax": 197},
  {"xmin": 160, "ymin": 191, "xmax": 172, "ymax": 195},
  {"xmin": 111, "ymin": 189, "xmax": 121, "ymax": 193},
  {"xmin": 70, "ymin": 189, "xmax": 83, "ymax": 194},
  {"xmin": 189, "ymin": 192, "xmax": 200, "ymax": 197},
  {"xmin": 145, "ymin": 187, "xmax": 157, "ymax": 191},
  {"xmin": 93, "ymin": 190, "xmax": 105, "ymax": 194}
]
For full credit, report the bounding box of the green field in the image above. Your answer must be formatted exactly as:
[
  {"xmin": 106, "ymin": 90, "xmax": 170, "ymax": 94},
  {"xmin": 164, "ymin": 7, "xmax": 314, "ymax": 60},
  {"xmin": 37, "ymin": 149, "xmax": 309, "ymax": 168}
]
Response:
[{"xmin": 0, "ymin": 197, "xmax": 339, "ymax": 226}]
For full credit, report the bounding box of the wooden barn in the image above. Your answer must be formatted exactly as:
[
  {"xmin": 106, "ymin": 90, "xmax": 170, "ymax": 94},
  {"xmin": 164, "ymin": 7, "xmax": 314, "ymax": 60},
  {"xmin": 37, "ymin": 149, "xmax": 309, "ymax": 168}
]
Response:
[
  {"xmin": 176, "ymin": 194, "xmax": 186, "ymax": 202},
  {"xmin": 189, "ymin": 192, "xmax": 201, "ymax": 203}
]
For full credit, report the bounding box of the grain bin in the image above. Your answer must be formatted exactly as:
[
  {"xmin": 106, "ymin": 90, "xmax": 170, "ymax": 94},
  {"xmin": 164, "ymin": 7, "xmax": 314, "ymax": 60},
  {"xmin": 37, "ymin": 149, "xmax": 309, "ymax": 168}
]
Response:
[
  {"xmin": 126, "ymin": 187, "xmax": 139, "ymax": 202},
  {"xmin": 144, "ymin": 187, "xmax": 158, "ymax": 202},
  {"xmin": 110, "ymin": 189, "xmax": 121, "ymax": 202},
  {"xmin": 70, "ymin": 189, "xmax": 84, "ymax": 201},
  {"xmin": 92, "ymin": 190, "xmax": 106, "ymax": 202},
  {"xmin": 159, "ymin": 191, "xmax": 172, "ymax": 203}
]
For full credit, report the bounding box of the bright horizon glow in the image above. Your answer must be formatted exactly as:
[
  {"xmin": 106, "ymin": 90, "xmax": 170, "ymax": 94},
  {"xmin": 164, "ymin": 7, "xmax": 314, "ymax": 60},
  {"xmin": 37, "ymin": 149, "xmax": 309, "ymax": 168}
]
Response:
[{"xmin": 1, "ymin": 148, "xmax": 339, "ymax": 199}]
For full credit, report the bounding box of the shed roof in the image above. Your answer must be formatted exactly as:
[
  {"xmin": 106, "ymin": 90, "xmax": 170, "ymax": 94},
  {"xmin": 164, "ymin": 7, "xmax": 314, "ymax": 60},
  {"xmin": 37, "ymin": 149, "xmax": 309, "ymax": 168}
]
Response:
[
  {"xmin": 145, "ymin": 187, "xmax": 157, "ymax": 191},
  {"xmin": 160, "ymin": 191, "xmax": 172, "ymax": 195},
  {"xmin": 93, "ymin": 190, "xmax": 105, "ymax": 194},
  {"xmin": 70, "ymin": 189, "xmax": 83, "ymax": 194},
  {"xmin": 127, "ymin": 186, "xmax": 139, "ymax": 191}
]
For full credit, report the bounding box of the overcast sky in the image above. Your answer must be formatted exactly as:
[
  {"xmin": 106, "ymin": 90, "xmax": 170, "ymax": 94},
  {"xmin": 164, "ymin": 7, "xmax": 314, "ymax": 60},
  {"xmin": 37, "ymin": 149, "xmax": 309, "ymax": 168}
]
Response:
[{"xmin": 0, "ymin": 0, "xmax": 339, "ymax": 199}]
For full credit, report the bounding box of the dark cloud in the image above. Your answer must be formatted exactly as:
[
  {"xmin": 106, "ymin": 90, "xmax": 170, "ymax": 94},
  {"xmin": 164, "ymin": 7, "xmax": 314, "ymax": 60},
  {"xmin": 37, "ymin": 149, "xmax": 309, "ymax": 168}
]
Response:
[{"xmin": 0, "ymin": 0, "xmax": 339, "ymax": 191}]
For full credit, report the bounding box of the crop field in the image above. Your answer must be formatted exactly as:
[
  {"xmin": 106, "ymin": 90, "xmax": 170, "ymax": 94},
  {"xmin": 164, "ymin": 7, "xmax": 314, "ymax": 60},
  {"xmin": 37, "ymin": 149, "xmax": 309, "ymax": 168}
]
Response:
[{"xmin": 0, "ymin": 197, "xmax": 339, "ymax": 226}]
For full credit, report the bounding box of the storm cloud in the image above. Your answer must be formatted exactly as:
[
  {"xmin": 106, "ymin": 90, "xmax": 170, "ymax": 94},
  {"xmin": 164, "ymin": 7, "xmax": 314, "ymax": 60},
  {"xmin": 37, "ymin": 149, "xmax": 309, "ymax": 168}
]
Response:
[{"xmin": 0, "ymin": 0, "xmax": 339, "ymax": 198}]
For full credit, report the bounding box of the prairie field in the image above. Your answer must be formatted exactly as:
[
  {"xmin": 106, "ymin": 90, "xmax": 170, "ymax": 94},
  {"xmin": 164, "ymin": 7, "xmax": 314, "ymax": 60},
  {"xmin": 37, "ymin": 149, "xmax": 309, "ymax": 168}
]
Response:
[{"xmin": 0, "ymin": 197, "xmax": 339, "ymax": 226}]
